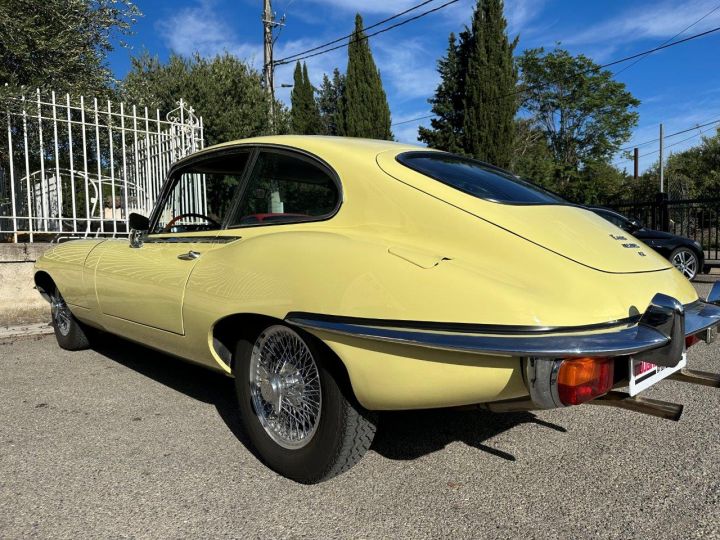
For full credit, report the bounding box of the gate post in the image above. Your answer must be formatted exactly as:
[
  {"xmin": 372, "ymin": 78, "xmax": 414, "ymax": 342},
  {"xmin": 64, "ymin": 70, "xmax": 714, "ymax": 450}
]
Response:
[{"xmin": 655, "ymin": 192, "xmax": 669, "ymax": 232}]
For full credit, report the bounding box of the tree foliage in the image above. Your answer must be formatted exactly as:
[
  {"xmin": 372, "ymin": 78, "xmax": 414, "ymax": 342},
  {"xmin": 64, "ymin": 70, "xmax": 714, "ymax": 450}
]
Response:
[
  {"xmin": 418, "ymin": 34, "xmax": 464, "ymax": 154},
  {"xmin": 419, "ymin": 1, "xmax": 517, "ymax": 167},
  {"xmin": 661, "ymin": 128, "xmax": 720, "ymax": 199},
  {"xmin": 518, "ymin": 47, "xmax": 640, "ymax": 193},
  {"xmin": 0, "ymin": 0, "xmax": 140, "ymax": 98},
  {"xmin": 317, "ymin": 69, "xmax": 346, "ymax": 136},
  {"xmin": 122, "ymin": 52, "xmax": 285, "ymax": 146},
  {"xmin": 290, "ymin": 62, "xmax": 321, "ymax": 134},
  {"xmin": 461, "ymin": 0, "xmax": 517, "ymax": 167},
  {"xmin": 341, "ymin": 14, "xmax": 393, "ymax": 140}
]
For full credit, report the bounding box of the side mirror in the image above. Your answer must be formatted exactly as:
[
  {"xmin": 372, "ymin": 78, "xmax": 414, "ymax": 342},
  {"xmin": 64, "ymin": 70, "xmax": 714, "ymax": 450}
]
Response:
[
  {"xmin": 628, "ymin": 218, "xmax": 642, "ymax": 231},
  {"xmin": 128, "ymin": 212, "xmax": 149, "ymax": 249}
]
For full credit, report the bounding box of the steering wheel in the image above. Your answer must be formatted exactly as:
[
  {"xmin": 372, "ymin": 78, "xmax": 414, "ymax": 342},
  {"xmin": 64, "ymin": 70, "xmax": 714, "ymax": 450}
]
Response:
[{"xmin": 161, "ymin": 213, "xmax": 220, "ymax": 233}]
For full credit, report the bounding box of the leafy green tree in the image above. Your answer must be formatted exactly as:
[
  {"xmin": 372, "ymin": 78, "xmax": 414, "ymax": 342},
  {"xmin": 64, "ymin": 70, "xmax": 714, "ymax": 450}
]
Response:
[
  {"xmin": 317, "ymin": 69, "xmax": 345, "ymax": 136},
  {"xmin": 663, "ymin": 128, "xmax": 720, "ymax": 199},
  {"xmin": 290, "ymin": 62, "xmax": 321, "ymax": 134},
  {"xmin": 461, "ymin": 0, "xmax": 518, "ymax": 167},
  {"xmin": 122, "ymin": 52, "xmax": 284, "ymax": 146},
  {"xmin": 510, "ymin": 118, "xmax": 556, "ymax": 188},
  {"xmin": 341, "ymin": 14, "xmax": 392, "ymax": 140},
  {"xmin": 518, "ymin": 47, "xmax": 640, "ymax": 193},
  {"xmin": 0, "ymin": 0, "xmax": 140, "ymax": 98},
  {"xmin": 418, "ymin": 33, "xmax": 464, "ymax": 154}
]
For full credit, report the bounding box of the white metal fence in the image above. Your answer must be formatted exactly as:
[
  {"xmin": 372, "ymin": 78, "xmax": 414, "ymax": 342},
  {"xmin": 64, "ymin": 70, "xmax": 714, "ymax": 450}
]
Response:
[{"xmin": 0, "ymin": 90, "xmax": 204, "ymax": 242}]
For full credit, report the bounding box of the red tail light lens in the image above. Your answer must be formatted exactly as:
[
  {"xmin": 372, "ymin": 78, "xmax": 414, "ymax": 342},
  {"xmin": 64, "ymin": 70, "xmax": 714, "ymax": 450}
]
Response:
[
  {"xmin": 557, "ymin": 357, "xmax": 614, "ymax": 406},
  {"xmin": 685, "ymin": 334, "xmax": 700, "ymax": 349}
]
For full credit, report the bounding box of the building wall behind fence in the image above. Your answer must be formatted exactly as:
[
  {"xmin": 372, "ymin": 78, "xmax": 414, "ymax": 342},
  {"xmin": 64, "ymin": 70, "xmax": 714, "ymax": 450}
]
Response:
[{"xmin": 1, "ymin": 91, "xmax": 204, "ymax": 243}]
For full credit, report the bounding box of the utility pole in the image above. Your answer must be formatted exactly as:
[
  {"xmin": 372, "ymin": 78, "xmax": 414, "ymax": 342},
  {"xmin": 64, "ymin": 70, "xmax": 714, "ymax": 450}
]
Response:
[
  {"xmin": 659, "ymin": 123, "xmax": 664, "ymax": 193},
  {"xmin": 633, "ymin": 147, "xmax": 639, "ymax": 180},
  {"xmin": 262, "ymin": 0, "xmax": 277, "ymax": 131}
]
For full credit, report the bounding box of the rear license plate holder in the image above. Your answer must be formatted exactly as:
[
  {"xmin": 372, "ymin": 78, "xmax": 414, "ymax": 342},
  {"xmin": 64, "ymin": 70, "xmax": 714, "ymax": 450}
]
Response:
[{"xmin": 629, "ymin": 352, "xmax": 686, "ymax": 396}]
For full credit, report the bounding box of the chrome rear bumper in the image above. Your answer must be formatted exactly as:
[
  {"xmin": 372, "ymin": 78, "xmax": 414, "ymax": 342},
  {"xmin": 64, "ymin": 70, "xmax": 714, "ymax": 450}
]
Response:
[{"xmin": 286, "ymin": 283, "xmax": 720, "ymax": 369}]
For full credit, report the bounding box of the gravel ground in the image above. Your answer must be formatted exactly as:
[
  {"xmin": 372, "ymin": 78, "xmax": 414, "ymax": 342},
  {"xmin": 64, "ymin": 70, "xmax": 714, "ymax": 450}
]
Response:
[{"xmin": 1, "ymin": 283, "xmax": 719, "ymax": 539}]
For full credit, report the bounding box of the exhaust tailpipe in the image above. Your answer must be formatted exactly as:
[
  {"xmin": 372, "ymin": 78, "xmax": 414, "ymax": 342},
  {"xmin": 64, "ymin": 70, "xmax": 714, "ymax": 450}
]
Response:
[
  {"xmin": 589, "ymin": 391, "xmax": 683, "ymax": 421},
  {"xmin": 668, "ymin": 368, "xmax": 720, "ymax": 388}
]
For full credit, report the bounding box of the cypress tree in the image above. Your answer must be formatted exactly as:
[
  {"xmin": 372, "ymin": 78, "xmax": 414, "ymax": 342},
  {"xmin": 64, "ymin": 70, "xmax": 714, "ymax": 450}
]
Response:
[
  {"xmin": 341, "ymin": 14, "xmax": 393, "ymax": 140},
  {"xmin": 290, "ymin": 61, "xmax": 305, "ymax": 133},
  {"xmin": 418, "ymin": 33, "xmax": 464, "ymax": 154},
  {"xmin": 303, "ymin": 62, "xmax": 322, "ymax": 135},
  {"xmin": 419, "ymin": 1, "xmax": 517, "ymax": 166},
  {"xmin": 291, "ymin": 61, "xmax": 321, "ymax": 134},
  {"xmin": 318, "ymin": 68, "xmax": 345, "ymax": 135},
  {"xmin": 461, "ymin": 0, "xmax": 517, "ymax": 167}
]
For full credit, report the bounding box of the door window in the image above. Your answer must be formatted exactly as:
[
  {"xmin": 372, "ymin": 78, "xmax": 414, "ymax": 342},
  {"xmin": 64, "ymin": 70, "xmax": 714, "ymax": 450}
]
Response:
[
  {"xmin": 152, "ymin": 151, "xmax": 251, "ymax": 234},
  {"xmin": 230, "ymin": 151, "xmax": 340, "ymax": 227}
]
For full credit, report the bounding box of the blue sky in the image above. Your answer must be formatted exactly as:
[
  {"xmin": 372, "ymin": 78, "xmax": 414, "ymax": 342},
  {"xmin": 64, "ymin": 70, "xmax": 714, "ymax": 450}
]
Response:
[{"xmin": 107, "ymin": 0, "xmax": 720, "ymax": 172}]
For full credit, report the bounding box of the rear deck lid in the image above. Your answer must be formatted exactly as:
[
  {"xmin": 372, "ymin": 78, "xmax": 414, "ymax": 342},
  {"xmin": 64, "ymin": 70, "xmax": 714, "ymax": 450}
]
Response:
[{"xmin": 377, "ymin": 149, "xmax": 671, "ymax": 274}]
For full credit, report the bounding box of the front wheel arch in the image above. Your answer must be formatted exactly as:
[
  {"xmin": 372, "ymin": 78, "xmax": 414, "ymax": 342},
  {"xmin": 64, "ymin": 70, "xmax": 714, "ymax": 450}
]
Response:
[{"xmin": 34, "ymin": 271, "xmax": 56, "ymax": 303}]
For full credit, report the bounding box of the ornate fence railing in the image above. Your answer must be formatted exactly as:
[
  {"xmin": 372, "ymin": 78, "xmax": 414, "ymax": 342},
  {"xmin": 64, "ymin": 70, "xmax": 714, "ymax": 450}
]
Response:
[
  {"xmin": 611, "ymin": 195, "xmax": 720, "ymax": 263},
  {"xmin": 0, "ymin": 90, "xmax": 204, "ymax": 242}
]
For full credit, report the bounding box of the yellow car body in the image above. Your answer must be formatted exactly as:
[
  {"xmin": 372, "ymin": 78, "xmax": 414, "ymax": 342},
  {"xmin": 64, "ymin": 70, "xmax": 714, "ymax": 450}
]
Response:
[{"xmin": 34, "ymin": 136, "xmax": 715, "ymax": 413}]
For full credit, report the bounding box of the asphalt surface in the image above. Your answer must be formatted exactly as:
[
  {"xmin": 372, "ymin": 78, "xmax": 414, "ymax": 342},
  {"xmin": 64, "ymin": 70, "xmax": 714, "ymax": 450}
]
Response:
[{"xmin": 1, "ymin": 284, "xmax": 720, "ymax": 539}]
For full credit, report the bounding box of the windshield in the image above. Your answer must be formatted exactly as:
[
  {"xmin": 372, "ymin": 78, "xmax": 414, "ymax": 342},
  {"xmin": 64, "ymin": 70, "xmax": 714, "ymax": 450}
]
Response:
[{"xmin": 396, "ymin": 151, "xmax": 565, "ymax": 205}]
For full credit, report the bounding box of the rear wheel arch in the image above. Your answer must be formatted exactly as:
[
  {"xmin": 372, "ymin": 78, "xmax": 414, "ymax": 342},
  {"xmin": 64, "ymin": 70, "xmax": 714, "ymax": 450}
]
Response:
[{"xmin": 211, "ymin": 313, "xmax": 355, "ymax": 398}]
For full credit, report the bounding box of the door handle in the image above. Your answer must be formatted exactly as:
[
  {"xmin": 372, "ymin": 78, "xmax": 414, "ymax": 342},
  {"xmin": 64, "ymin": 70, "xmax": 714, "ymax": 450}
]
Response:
[{"xmin": 177, "ymin": 250, "xmax": 201, "ymax": 261}]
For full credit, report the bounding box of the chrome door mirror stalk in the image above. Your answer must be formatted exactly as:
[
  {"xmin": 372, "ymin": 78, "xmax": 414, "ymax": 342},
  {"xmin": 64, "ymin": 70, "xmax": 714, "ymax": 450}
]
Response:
[
  {"xmin": 128, "ymin": 213, "xmax": 150, "ymax": 249},
  {"xmin": 129, "ymin": 228, "xmax": 147, "ymax": 249}
]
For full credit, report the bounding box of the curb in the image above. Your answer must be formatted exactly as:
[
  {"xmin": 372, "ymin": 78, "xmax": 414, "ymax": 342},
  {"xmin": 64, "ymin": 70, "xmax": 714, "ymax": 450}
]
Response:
[{"xmin": 0, "ymin": 323, "xmax": 54, "ymax": 340}]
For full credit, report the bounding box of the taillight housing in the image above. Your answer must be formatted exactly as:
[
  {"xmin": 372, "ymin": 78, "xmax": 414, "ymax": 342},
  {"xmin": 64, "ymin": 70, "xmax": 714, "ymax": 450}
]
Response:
[
  {"xmin": 685, "ymin": 333, "xmax": 701, "ymax": 349},
  {"xmin": 557, "ymin": 357, "xmax": 614, "ymax": 405}
]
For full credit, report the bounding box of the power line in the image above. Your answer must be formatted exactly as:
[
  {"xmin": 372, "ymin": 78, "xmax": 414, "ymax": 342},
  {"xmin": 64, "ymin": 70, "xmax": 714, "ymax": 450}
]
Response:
[
  {"xmin": 273, "ymin": 0, "xmax": 461, "ymax": 66},
  {"xmin": 391, "ymin": 24, "xmax": 720, "ymax": 128},
  {"xmin": 275, "ymin": 0, "xmax": 439, "ymax": 65},
  {"xmin": 392, "ymin": 114, "xmax": 434, "ymax": 127},
  {"xmin": 612, "ymin": 3, "xmax": 720, "ymax": 77},
  {"xmin": 614, "ymin": 123, "xmax": 719, "ymax": 166},
  {"xmin": 619, "ymin": 116, "xmax": 720, "ymax": 152}
]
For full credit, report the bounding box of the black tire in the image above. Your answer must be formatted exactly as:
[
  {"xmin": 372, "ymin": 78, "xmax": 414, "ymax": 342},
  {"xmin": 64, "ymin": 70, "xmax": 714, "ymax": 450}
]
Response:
[
  {"xmin": 234, "ymin": 323, "xmax": 377, "ymax": 484},
  {"xmin": 50, "ymin": 287, "xmax": 91, "ymax": 351},
  {"xmin": 670, "ymin": 247, "xmax": 699, "ymax": 281}
]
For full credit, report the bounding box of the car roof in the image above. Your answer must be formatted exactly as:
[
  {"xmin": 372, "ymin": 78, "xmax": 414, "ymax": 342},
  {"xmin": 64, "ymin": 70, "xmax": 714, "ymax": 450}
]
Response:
[{"xmin": 176, "ymin": 135, "xmax": 424, "ymax": 167}]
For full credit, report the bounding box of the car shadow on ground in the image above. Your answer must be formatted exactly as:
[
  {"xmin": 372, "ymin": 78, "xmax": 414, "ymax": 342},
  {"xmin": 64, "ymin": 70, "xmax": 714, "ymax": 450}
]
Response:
[
  {"xmin": 373, "ymin": 409, "xmax": 566, "ymax": 462},
  {"xmin": 90, "ymin": 333, "xmax": 567, "ymax": 464}
]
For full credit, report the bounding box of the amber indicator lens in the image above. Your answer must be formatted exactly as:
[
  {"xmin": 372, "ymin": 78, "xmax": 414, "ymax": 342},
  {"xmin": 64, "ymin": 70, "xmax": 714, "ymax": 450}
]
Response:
[{"xmin": 557, "ymin": 357, "xmax": 614, "ymax": 406}]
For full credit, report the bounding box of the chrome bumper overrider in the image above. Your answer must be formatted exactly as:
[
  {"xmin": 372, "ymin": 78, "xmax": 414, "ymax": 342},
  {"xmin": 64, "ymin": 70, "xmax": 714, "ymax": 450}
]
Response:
[{"xmin": 286, "ymin": 283, "xmax": 720, "ymax": 368}]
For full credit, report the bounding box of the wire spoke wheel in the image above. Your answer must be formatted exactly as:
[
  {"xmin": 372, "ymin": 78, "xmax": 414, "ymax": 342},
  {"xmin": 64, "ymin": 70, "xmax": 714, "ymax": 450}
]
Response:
[
  {"xmin": 51, "ymin": 291, "xmax": 73, "ymax": 337},
  {"xmin": 249, "ymin": 326, "xmax": 322, "ymax": 449},
  {"xmin": 672, "ymin": 248, "xmax": 698, "ymax": 279}
]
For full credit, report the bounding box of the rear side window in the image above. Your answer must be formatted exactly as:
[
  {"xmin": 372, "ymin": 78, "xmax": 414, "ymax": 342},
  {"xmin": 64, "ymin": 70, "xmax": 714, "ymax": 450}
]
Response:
[
  {"xmin": 230, "ymin": 151, "xmax": 340, "ymax": 227},
  {"xmin": 397, "ymin": 151, "xmax": 564, "ymax": 205}
]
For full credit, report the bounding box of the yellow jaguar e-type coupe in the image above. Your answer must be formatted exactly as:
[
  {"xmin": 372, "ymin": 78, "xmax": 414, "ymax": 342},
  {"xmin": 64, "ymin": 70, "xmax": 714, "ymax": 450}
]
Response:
[{"xmin": 34, "ymin": 136, "xmax": 720, "ymax": 483}]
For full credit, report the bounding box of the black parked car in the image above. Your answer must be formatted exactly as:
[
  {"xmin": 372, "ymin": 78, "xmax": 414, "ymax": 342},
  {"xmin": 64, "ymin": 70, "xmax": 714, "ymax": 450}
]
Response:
[{"xmin": 589, "ymin": 207, "xmax": 705, "ymax": 280}]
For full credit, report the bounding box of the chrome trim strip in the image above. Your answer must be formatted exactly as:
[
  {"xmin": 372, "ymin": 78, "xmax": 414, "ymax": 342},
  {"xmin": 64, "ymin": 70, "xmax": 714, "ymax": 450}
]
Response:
[
  {"xmin": 286, "ymin": 316, "xmax": 669, "ymax": 357},
  {"xmin": 286, "ymin": 300, "xmax": 720, "ymax": 360},
  {"xmin": 285, "ymin": 311, "xmax": 640, "ymax": 335},
  {"xmin": 143, "ymin": 235, "xmax": 242, "ymax": 244}
]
